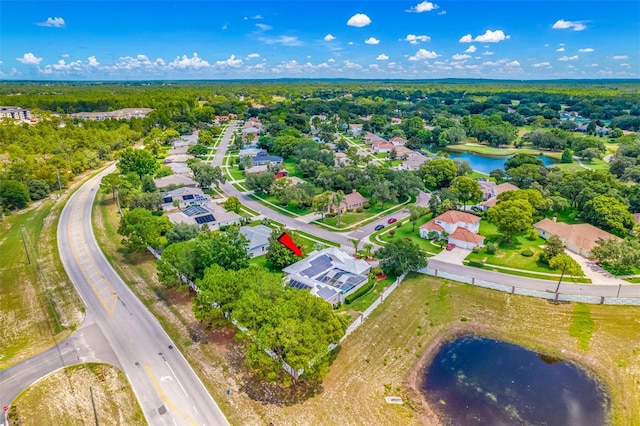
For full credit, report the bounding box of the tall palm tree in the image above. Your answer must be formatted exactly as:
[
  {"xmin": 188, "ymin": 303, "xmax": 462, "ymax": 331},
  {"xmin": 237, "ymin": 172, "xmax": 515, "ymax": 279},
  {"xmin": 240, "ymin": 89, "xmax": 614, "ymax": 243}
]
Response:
[{"xmin": 333, "ymin": 190, "xmax": 345, "ymax": 225}]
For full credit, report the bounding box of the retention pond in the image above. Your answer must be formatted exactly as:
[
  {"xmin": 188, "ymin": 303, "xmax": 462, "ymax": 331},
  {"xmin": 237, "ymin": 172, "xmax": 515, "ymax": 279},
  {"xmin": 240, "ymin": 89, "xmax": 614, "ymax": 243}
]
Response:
[{"xmin": 422, "ymin": 336, "xmax": 609, "ymax": 425}]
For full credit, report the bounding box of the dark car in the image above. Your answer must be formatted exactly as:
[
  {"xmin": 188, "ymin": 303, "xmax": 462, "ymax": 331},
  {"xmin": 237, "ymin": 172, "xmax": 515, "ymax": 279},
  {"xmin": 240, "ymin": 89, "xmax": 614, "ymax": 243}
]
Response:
[
  {"xmin": 374, "ymin": 224, "xmax": 385, "ymax": 231},
  {"xmin": 387, "ymin": 217, "xmax": 398, "ymax": 224},
  {"xmin": 446, "ymin": 243, "xmax": 456, "ymax": 251}
]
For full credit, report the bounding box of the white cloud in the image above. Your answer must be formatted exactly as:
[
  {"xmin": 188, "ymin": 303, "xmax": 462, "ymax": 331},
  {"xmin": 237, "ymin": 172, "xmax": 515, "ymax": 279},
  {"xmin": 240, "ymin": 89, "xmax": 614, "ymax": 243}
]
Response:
[
  {"xmin": 459, "ymin": 34, "xmax": 473, "ymax": 43},
  {"xmin": 409, "ymin": 48, "xmax": 438, "ymax": 61},
  {"xmin": 578, "ymin": 48, "xmax": 594, "ymax": 53},
  {"xmin": 452, "ymin": 54, "xmax": 471, "ymax": 60},
  {"xmin": 620, "ymin": 63, "xmax": 632, "ymax": 68},
  {"xmin": 376, "ymin": 53, "xmax": 389, "ymax": 61},
  {"xmin": 252, "ymin": 15, "xmax": 264, "ymax": 20},
  {"xmin": 17, "ymin": 52, "xmax": 43, "ymax": 65},
  {"xmin": 348, "ymin": 41, "xmax": 354, "ymax": 45},
  {"xmin": 246, "ymin": 53, "xmax": 260, "ymax": 59},
  {"xmin": 328, "ymin": 58, "xmax": 335, "ymax": 62},
  {"xmin": 61, "ymin": 53, "xmax": 70, "ymax": 58},
  {"xmin": 222, "ymin": 24, "xmax": 228, "ymax": 30},
  {"xmin": 506, "ymin": 60, "xmax": 520, "ymax": 67},
  {"xmin": 365, "ymin": 37, "xmax": 380, "ymax": 45},
  {"xmin": 406, "ymin": 1, "xmax": 439, "ymax": 13},
  {"xmin": 215, "ymin": 55, "xmax": 243, "ymax": 68},
  {"xmin": 613, "ymin": 55, "xmax": 629, "ymax": 60},
  {"xmin": 87, "ymin": 56, "xmax": 99, "ymax": 67},
  {"xmin": 258, "ymin": 35, "xmax": 303, "ymax": 46},
  {"xmin": 405, "ymin": 34, "xmax": 431, "ymax": 45},
  {"xmin": 437, "ymin": 10, "xmax": 447, "ymax": 15},
  {"xmin": 532, "ymin": 62, "xmax": 551, "ymax": 68},
  {"xmin": 347, "ymin": 13, "xmax": 371, "ymax": 27},
  {"xmin": 344, "ymin": 59, "xmax": 362, "ymax": 69},
  {"xmin": 324, "ymin": 34, "xmax": 335, "ymax": 41},
  {"xmin": 168, "ymin": 52, "xmax": 210, "ymax": 69},
  {"xmin": 556, "ymin": 47, "xmax": 565, "ymax": 52},
  {"xmin": 112, "ymin": 55, "xmax": 165, "ymax": 71},
  {"xmin": 473, "ymin": 29, "xmax": 511, "ymax": 43},
  {"xmin": 481, "ymin": 51, "xmax": 494, "ymax": 56},
  {"xmin": 558, "ymin": 55, "xmax": 579, "ymax": 61},
  {"xmin": 256, "ymin": 23, "xmax": 272, "ymax": 31},
  {"xmin": 37, "ymin": 17, "xmax": 65, "ymax": 27},
  {"xmin": 464, "ymin": 45, "xmax": 477, "ymax": 53},
  {"xmin": 552, "ymin": 19, "xmax": 587, "ymax": 31}
]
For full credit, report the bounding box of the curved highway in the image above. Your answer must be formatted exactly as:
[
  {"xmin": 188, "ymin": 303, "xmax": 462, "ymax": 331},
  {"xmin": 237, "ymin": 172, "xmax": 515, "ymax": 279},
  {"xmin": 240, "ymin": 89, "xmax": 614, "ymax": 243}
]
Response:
[{"xmin": 55, "ymin": 166, "xmax": 229, "ymax": 425}]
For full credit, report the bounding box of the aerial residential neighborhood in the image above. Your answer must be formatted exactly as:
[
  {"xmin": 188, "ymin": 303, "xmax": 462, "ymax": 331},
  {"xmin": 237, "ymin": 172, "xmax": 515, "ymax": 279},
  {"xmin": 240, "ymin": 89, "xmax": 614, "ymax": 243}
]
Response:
[{"xmin": 1, "ymin": 1, "xmax": 639, "ymax": 425}]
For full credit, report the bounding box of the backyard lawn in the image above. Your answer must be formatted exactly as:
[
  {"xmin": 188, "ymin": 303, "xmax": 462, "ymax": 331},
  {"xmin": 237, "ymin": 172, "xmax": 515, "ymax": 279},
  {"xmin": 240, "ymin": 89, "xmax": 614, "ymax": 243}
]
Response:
[
  {"xmin": 318, "ymin": 200, "xmax": 408, "ymax": 228},
  {"xmin": 227, "ymin": 166, "xmax": 245, "ymax": 181},
  {"xmin": 251, "ymin": 192, "xmax": 313, "ymax": 216},
  {"xmin": 376, "ymin": 214, "xmax": 444, "ymax": 256}
]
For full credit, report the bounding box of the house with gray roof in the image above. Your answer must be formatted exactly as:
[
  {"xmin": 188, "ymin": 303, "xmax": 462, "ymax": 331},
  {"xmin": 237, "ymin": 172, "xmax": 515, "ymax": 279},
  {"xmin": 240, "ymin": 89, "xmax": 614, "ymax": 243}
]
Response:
[
  {"xmin": 239, "ymin": 225, "xmax": 272, "ymax": 257},
  {"xmin": 167, "ymin": 204, "xmax": 241, "ymax": 230},
  {"xmin": 154, "ymin": 174, "xmax": 198, "ymax": 190},
  {"xmin": 161, "ymin": 187, "xmax": 210, "ymax": 211},
  {"xmin": 283, "ymin": 247, "xmax": 371, "ymax": 305}
]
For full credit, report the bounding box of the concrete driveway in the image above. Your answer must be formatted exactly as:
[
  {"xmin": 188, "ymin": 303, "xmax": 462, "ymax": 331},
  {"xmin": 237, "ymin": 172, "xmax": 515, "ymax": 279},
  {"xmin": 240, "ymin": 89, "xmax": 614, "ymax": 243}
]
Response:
[
  {"xmin": 564, "ymin": 250, "xmax": 626, "ymax": 286},
  {"xmin": 430, "ymin": 246, "xmax": 471, "ymax": 265}
]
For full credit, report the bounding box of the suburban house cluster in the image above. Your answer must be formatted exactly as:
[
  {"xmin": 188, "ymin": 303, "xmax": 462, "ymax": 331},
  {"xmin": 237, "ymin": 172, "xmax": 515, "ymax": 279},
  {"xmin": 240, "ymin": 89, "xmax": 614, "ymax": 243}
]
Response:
[
  {"xmin": 70, "ymin": 108, "xmax": 154, "ymax": 121},
  {"xmin": 283, "ymin": 247, "xmax": 371, "ymax": 305}
]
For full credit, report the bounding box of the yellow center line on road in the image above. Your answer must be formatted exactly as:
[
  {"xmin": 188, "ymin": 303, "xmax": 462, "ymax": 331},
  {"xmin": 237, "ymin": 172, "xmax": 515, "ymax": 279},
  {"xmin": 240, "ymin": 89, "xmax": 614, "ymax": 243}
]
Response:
[
  {"xmin": 67, "ymin": 189, "xmax": 118, "ymax": 315},
  {"xmin": 144, "ymin": 364, "xmax": 198, "ymax": 426}
]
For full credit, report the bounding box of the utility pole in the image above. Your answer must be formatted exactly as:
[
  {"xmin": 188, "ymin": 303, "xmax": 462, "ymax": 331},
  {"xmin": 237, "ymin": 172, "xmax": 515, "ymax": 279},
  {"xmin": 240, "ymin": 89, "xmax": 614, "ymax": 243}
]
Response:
[
  {"xmin": 90, "ymin": 386, "xmax": 99, "ymax": 426},
  {"xmin": 20, "ymin": 225, "xmax": 31, "ymax": 265}
]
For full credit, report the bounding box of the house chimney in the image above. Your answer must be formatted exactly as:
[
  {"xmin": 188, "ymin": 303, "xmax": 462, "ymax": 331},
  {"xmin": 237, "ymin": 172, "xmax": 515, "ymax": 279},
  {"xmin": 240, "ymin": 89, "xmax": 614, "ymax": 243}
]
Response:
[{"xmin": 352, "ymin": 189, "xmax": 357, "ymax": 194}]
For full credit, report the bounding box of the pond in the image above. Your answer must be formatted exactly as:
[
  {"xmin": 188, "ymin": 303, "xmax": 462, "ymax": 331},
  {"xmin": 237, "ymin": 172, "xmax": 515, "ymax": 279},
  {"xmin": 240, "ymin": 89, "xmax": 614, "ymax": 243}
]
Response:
[
  {"xmin": 447, "ymin": 151, "xmax": 557, "ymax": 174},
  {"xmin": 422, "ymin": 336, "xmax": 609, "ymax": 426}
]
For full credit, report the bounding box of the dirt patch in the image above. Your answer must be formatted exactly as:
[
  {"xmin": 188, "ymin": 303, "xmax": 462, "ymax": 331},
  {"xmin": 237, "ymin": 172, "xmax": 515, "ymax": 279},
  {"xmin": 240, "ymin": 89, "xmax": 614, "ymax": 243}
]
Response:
[{"xmin": 8, "ymin": 363, "xmax": 144, "ymax": 426}]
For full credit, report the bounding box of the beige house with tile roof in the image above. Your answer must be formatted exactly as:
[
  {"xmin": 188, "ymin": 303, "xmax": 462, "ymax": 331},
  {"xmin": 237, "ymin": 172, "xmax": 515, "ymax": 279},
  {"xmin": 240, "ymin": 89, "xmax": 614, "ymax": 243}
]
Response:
[
  {"xmin": 420, "ymin": 210, "xmax": 485, "ymax": 249},
  {"xmin": 533, "ymin": 218, "xmax": 621, "ymax": 257}
]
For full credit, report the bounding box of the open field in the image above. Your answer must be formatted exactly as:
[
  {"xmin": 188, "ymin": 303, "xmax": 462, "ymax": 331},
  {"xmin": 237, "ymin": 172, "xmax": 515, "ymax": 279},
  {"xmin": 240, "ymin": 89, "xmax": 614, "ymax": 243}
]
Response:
[
  {"xmin": 93, "ymin": 191, "xmax": 640, "ymax": 425},
  {"xmin": 0, "ymin": 194, "xmax": 84, "ymax": 369},
  {"xmin": 8, "ymin": 363, "xmax": 144, "ymax": 426}
]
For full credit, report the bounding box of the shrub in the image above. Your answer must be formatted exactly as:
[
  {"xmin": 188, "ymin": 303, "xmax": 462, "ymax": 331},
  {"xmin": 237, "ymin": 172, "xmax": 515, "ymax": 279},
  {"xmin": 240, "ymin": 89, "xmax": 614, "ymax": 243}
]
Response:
[
  {"xmin": 460, "ymin": 317, "xmax": 468, "ymax": 322},
  {"xmin": 389, "ymin": 229, "xmax": 396, "ymax": 236},
  {"xmin": 346, "ymin": 207, "xmax": 354, "ymax": 213},
  {"xmin": 325, "ymin": 212, "xmax": 336, "ymax": 218},
  {"xmin": 468, "ymin": 259, "xmax": 485, "ymax": 268},
  {"xmin": 472, "ymin": 246, "xmax": 482, "ymax": 254},
  {"xmin": 485, "ymin": 242, "xmax": 497, "ymax": 254},
  {"xmin": 371, "ymin": 267, "xmax": 383, "ymax": 276},
  {"xmin": 219, "ymin": 225, "xmax": 230, "ymax": 232},
  {"xmin": 356, "ymin": 206, "xmax": 364, "ymax": 213},
  {"xmin": 345, "ymin": 279, "xmax": 375, "ymax": 304},
  {"xmin": 527, "ymin": 228, "xmax": 538, "ymax": 241},
  {"xmin": 363, "ymin": 202, "xmax": 371, "ymax": 209},
  {"xmin": 521, "ymin": 248, "xmax": 534, "ymax": 257}
]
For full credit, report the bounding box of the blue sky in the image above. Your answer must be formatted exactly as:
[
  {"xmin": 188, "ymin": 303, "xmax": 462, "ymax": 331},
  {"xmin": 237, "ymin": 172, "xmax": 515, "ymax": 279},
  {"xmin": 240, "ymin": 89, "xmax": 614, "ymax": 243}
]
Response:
[{"xmin": 1, "ymin": 1, "xmax": 638, "ymax": 80}]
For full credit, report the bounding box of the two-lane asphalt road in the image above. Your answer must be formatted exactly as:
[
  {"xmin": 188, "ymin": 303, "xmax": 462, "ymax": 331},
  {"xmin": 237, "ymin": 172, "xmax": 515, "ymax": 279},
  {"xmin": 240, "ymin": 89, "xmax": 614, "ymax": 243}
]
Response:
[{"xmin": 56, "ymin": 166, "xmax": 229, "ymax": 425}]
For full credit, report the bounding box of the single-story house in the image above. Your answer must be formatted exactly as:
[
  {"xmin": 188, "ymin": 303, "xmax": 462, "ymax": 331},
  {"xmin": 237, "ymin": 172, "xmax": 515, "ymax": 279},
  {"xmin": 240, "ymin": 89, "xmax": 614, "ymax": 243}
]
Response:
[
  {"xmin": 420, "ymin": 210, "xmax": 485, "ymax": 249},
  {"xmin": 397, "ymin": 153, "xmax": 429, "ymax": 171},
  {"xmin": 477, "ymin": 178, "xmax": 498, "ymax": 201},
  {"xmin": 275, "ymin": 170, "xmax": 290, "ymax": 179},
  {"xmin": 154, "ymin": 174, "xmax": 198, "ymax": 190},
  {"xmin": 372, "ymin": 141, "xmax": 395, "ymax": 154},
  {"xmin": 167, "ymin": 204, "xmax": 241, "ymax": 230},
  {"xmin": 390, "ymin": 118, "xmax": 402, "ymax": 125},
  {"xmin": 239, "ymin": 148, "xmax": 266, "ymax": 158},
  {"xmin": 244, "ymin": 165, "xmax": 269, "ymax": 175},
  {"xmin": 389, "ymin": 137, "xmax": 407, "ymax": 146},
  {"xmin": 480, "ymin": 182, "xmax": 520, "ymax": 210},
  {"xmin": 283, "ymin": 247, "xmax": 371, "ymax": 304},
  {"xmin": 329, "ymin": 190, "xmax": 369, "ymax": 213},
  {"xmin": 252, "ymin": 153, "xmax": 283, "ymax": 166},
  {"xmin": 161, "ymin": 187, "xmax": 210, "ymax": 211},
  {"xmin": 166, "ymin": 162, "xmax": 191, "ymax": 176},
  {"xmin": 163, "ymin": 154, "xmax": 193, "ymax": 164},
  {"xmin": 533, "ymin": 218, "xmax": 622, "ymax": 258},
  {"xmin": 363, "ymin": 132, "xmax": 387, "ymax": 145},
  {"xmin": 239, "ymin": 224, "xmax": 272, "ymax": 257},
  {"xmin": 334, "ymin": 152, "xmax": 348, "ymax": 167},
  {"xmin": 349, "ymin": 123, "xmax": 363, "ymax": 135}
]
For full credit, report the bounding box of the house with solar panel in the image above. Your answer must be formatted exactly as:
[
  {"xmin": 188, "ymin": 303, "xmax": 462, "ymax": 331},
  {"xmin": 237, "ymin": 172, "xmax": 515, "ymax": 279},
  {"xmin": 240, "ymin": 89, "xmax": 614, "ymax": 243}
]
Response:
[
  {"xmin": 167, "ymin": 204, "xmax": 242, "ymax": 230},
  {"xmin": 283, "ymin": 247, "xmax": 371, "ymax": 305},
  {"xmin": 161, "ymin": 187, "xmax": 211, "ymax": 211}
]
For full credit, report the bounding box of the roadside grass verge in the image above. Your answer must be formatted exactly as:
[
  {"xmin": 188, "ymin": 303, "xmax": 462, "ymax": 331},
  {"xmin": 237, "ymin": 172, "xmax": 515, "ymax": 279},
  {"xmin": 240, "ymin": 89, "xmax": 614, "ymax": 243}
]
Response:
[
  {"xmin": 570, "ymin": 303, "xmax": 594, "ymax": 351},
  {"xmin": 0, "ymin": 197, "xmax": 84, "ymax": 369},
  {"xmin": 9, "ymin": 363, "xmax": 144, "ymax": 426},
  {"xmin": 372, "ymin": 214, "xmax": 444, "ymax": 256},
  {"xmin": 463, "ymin": 261, "xmax": 592, "ymax": 283},
  {"xmin": 251, "ymin": 192, "xmax": 312, "ymax": 216}
]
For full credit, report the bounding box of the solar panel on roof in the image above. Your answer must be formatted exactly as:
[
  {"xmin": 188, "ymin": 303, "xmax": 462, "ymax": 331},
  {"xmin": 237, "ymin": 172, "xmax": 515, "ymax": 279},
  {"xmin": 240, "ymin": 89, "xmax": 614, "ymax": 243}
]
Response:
[
  {"xmin": 163, "ymin": 197, "xmax": 172, "ymax": 203},
  {"xmin": 182, "ymin": 194, "xmax": 194, "ymax": 200},
  {"xmin": 289, "ymin": 280, "xmax": 311, "ymax": 290},
  {"xmin": 183, "ymin": 206, "xmax": 208, "ymax": 217},
  {"xmin": 194, "ymin": 214, "xmax": 215, "ymax": 224}
]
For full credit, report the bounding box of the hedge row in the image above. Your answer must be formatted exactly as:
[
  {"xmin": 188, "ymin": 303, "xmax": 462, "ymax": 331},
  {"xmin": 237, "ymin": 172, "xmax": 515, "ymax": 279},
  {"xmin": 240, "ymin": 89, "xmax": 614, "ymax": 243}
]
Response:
[{"xmin": 345, "ymin": 278, "xmax": 375, "ymax": 304}]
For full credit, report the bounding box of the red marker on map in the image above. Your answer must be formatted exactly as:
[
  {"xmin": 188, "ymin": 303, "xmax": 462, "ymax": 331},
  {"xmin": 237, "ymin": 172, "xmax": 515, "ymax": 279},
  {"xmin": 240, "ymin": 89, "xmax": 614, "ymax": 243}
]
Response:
[{"xmin": 277, "ymin": 232, "xmax": 303, "ymax": 256}]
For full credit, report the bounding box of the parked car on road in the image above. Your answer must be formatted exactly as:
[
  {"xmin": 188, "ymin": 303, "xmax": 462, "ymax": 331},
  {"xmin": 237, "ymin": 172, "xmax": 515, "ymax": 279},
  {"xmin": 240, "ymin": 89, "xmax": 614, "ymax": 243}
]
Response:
[
  {"xmin": 387, "ymin": 217, "xmax": 398, "ymax": 224},
  {"xmin": 374, "ymin": 224, "xmax": 385, "ymax": 231},
  {"xmin": 446, "ymin": 243, "xmax": 456, "ymax": 251}
]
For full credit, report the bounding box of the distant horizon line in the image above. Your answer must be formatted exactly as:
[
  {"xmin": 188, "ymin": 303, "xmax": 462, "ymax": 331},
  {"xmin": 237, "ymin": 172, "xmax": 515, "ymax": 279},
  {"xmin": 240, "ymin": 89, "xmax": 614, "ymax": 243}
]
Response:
[{"xmin": 1, "ymin": 77, "xmax": 639, "ymax": 84}]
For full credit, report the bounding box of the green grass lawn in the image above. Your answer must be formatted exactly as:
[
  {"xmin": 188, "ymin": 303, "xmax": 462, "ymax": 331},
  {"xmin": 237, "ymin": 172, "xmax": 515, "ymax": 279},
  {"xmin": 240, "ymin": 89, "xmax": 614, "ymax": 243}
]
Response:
[
  {"xmin": 338, "ymin": 275, "xmax": 397, "ymax": 314},
  {"xmin": 319, "ymin": 201, "xmax": 406, "ymax": 228},
  {"xmin": 465, "ymin": 221, "xmax": 558, "ymax": 273},
  {"xmin": 228, "ymin": 166, "xmax": 245, "ymax": 181},
  {"xmin": 251, "ymin": 192, "xmax": 312, "ymax": 216},
  {"xmin": 376, "ymin": 214, "xmax": 445, "ymax": 256},
  {"xmin": 248, "ymin": 254, "xmax": 284, "ymax": 274},
  {"xmin": 545, "ymin": 208, "xmax": 585, "ymax": 224},
  {"xmin": 282, "ymin": 157, "xmax": 304, "ymax": 178}
]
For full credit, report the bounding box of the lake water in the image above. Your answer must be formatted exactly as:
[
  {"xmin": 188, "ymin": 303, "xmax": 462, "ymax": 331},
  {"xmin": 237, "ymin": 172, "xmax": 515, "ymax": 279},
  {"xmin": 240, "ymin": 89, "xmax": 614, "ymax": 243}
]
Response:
[
  {"xmin": 422, "ymin": 336, "xmax": 609, "ymax": 426},
  {"xmin": 447, "ymin": 151, "xmax": 557, "ymax": 174}
]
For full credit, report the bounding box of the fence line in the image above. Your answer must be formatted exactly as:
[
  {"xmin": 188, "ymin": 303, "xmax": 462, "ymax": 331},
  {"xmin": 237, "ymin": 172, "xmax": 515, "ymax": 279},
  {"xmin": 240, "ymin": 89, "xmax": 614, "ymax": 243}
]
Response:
[{"xmin": 419, "ymin": 267, "xmax": 640, "ymax": 306}]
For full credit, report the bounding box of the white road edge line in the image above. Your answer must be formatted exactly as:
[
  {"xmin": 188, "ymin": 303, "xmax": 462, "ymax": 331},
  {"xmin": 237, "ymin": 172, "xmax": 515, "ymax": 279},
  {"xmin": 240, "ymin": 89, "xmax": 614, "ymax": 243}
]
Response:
[{"xmin": 165, "ymin": 360, "xmax": 189, "ymax": 398}]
